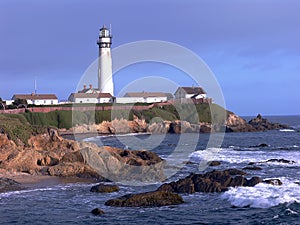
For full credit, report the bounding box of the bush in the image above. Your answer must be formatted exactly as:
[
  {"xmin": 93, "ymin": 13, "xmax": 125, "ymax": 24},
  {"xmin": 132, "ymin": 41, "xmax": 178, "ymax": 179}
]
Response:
[{"xmin": 0, "ymin": 114, "xmax": 47, "ymax": 145}]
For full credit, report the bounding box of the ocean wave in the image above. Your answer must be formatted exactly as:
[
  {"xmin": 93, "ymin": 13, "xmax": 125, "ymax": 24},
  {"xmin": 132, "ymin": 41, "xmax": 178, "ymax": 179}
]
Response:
[
  {"xmin": 0, "ymin": 187, "xmax": 55, "ymax": 198},
  {"xmin": 279, "ymin": 129, "xmax": 296, "ymax": 132},
  {"xmin": 221, "ymin": 177, "xmax": 300, "ymax": 208},
  {"xmin": 189, "ymin": 148, "xmax": 230, "ymax": 162},
  {"xmin": 0, "ymin": 183, "xmax": 93, "ymax": 199},
  {"xmin": 189, "ymin": 148, "xmax": 300, "ymax": 166}
]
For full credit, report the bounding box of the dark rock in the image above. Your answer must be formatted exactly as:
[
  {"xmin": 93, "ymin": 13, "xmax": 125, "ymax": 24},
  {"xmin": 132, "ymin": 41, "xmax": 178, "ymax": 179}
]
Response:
[
  {"xmin": 224, "ymin": 168, "xmax": 247, "ymax": 176},
  {"xmin": 157, "ymin": 169, "xmax": 260, "ymax": 194},
  {"xmin": 105, "ymin": 191, "xmax": 184, "ymax": 207},
  {"xmin": 229, "ymin": 175, "xmax": 246, "ymax": 187},
  {"xmin": 90, "ymin": 184, "xmax": 119, "ymax": 193},
  {"xmin": 200, "ymin": 124, "xmax": 212, "ymax": 133},
  {"xmin": 242, "ymin": 166, "xmax": 262, "ymax": 171},
  {"xmin": 248, "ymin": 114, "xmax": 290, "ymax": 131},
  {"xmin": 227, "ymin": 113, "xmax": 290, "ymax": 132},
  {"xmin": 37, "ymin": 156, "xmax": 59, "ymax": 166},
  {"xmin": 209, "ymin": 161, "xmax": 221, "ymax": 166},
  {"xmin": 266, "ymin": 158, "xmax": 295, "ymax": 164},
  {"xmin": 244, "ymin": 177, "xmax": 262, "ymax": 187},
  {"xmin": 248, "ymin": 158, "xmax": 295, "ymax": 165},
  {"xmin": 263, "ymin": 178, "xmax": 283, "ymax": 186},
  {"xmin": 250, "ymin": 143, "xmax": 269, "ymax": 148},
  {"xmin": 0, "ymin": 177, "xmax": 23, "ymax": 193},
  {"xmin": 226, "ymin": 114, "xmax": 256, "ymax": 132},
  {"xmin": 91, "ymin": 208, "xmax": 105, "ymax": 216},
  {"xmin": 258, "ymin": 143, "xmax": 269, "ymax": 147},
  {"xmin": 183, "ymin": 161, "xmax": 196, "ymax": 165}
]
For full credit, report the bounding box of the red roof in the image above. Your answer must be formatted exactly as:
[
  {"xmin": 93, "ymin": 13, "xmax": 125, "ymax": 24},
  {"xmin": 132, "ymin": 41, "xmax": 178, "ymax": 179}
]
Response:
[
  {"xmin": 177, "ymin": 87, "xmax": 206, "ymax": 95},
  {"xmin": 124, "ymin": 92, "xmax": 168, "ymax": 98},
  {"xmin": 69, "ymin": 93, "xmax": 113, "ymax": 99},
  {"xmin": 12, "ymin": 94, "xmax": 58, "ymax": 100}
]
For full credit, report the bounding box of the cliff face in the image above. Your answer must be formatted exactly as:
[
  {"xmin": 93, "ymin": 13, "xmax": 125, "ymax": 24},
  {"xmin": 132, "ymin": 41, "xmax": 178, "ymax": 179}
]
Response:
[
  {"xmin": 0, "ymin": 129, "xmax": 165, "ymax": 183},
  {"xmin": 226, "ymin": 114, "xmax": 290, "ymax": 132},
  {"xmin": 225, "ymin": 114, "xmax": 256, "ymax": 132},
  {"xmin": 248, "ymin": 114, "xmax": 289, "ymax": 131},
  {"xmin": 70, "ymin": 116, "xmax": 148, "ymax": 134},
  {"xmin": 66, "ymin": 113, "xmax": 289, "ymax": 135}
]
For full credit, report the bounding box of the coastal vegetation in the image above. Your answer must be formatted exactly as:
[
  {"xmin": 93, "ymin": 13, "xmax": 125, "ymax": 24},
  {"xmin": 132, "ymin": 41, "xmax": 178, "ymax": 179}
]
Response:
[
  {"xmin": 22, "ymin": 103, "xmax": 230, "ymax": 128},
  {"xmin": 0, "ymin": 114, "xmax": 47, "ymax": 145}
]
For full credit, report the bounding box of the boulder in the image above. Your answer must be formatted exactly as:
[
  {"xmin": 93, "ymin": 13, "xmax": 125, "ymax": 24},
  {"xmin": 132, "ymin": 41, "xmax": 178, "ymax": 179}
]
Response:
[
  {"xmin": 248, "ymin": 114, "xmax": 290, "ymax": 131},
  {"xmin": 226, "ymin": 114, "xmax": 256, "ymax": 132},
  {"xmin": 0, "ymin": 129, "xmax": 165, "ymax": 182},
  {"xmin": 90, "ymin": 184, "xmax": 119, "ymax": 193},
  {"xmin": 226, "ymin": 114, "xmax": 290, "ymax": 132},
  {"xmin": 85, "ymin": 147, "xmax": 166, "ymax": 182},
  {"xmin": 209, "ymin": 161, "xmax": 221, "ymax": 166},
  {"xmin": 248, "ymin": 158, "xmax": 295, "ymax": 165},
  {"xmin": 266, "ymin": 158, "xmax": 295, "ymax": 164},
  {"xmin": 244, "ymin": 176, "xmax": 263, "ymax": 187},
  {"xmin": 158, "ymin": 169, "xmax": 262, "ymax": 194},
  {"xmin": 91, "ymin": 208, "xmax": 105, "ymax": 216},
  {"xmin": 242, "ymin": 166, "xmax": 262, "ymax": 171},
  {"xmin": 0, "ymin": 177, "xmax": 23, "ymax": 193},
  {"xmin": 263, "ymin": 178, "xmax": 282, "ymax": 186},
  {"xmin": 249, "ymin": 143, "xmax": 269, "ymax": 148},
  {"xmin": 105, "ymin": 191, "xmax": 184, "ymax": 207}
]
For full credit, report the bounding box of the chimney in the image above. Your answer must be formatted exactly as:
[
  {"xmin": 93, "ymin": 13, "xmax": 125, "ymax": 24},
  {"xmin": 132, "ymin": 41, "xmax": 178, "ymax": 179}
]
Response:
[
  {"xmin": 89, "ymin": 84, "xmax": 92, "ymax": 89},
  {"xmin": 83, "ymin": 84, "xmax": 87, "ymax": 90}
]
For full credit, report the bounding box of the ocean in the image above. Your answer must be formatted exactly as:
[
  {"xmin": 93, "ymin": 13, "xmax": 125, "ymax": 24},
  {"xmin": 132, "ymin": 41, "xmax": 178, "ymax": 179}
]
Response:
[{"xmin": 1, "ymin": 116, "xmax": 300, "ymax": 224}]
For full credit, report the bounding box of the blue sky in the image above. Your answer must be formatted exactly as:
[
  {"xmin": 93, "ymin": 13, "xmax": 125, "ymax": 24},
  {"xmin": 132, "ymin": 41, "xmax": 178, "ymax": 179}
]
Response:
[{"xmin": 0, "ymin": 0, "xmax": 299, "ymax": 116}]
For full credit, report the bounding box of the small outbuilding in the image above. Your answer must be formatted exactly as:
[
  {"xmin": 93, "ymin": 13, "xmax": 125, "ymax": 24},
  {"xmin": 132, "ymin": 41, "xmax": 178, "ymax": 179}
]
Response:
[
  {"xmin": 174, "ymin": 87, "xmax": 207, "ymax": 99},
  {"xmin": 116, "ymin": 92, "xmax": 171, "ymax": 104},
  {"xmin": 12, "ymin": 93, "xmax": 58, "ymax": 105},
  {"xmin": 68, "ymin": 93, "xmax": 113, "ymax": 104}
]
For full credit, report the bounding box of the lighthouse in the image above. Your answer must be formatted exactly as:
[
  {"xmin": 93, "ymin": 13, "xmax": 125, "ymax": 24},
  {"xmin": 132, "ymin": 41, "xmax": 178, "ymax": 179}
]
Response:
[{"xmin": 97, "ymin": 25, "xmax": 114, "ymax": 96}]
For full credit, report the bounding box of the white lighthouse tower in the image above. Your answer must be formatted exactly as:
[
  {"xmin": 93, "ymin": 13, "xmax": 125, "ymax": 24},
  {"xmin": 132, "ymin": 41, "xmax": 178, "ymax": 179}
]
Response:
[{"xmin": 97, "ymin": 25, "xmax": 114, "ymax": 96}]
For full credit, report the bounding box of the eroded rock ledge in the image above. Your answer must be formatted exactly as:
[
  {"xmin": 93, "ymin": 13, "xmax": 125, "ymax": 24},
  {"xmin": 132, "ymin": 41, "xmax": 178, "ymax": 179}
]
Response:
[
  {"xmin": 157, "ymin": 169, "xmax": 262, "ymax": 194},
  {"xmin": 66, "ymin": 114, "xmax": 290, "ymax": 135},
  {"xmin": 0, "ymin": 129, "xmax": 165, "ymax": 183},
  {"xmin": 105, "ymin": 191, "xmax": 184, "ymax": 207},
  {"xmin": 0, "ymin": 177, "xmax": 23, "ymax": 193},
  {"xmin": 104, "ymin": 169, "xmax": 282, "ymax": 208}
]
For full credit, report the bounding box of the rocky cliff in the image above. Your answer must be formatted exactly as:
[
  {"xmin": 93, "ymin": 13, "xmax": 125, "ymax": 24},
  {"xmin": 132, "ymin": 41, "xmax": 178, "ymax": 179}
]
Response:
[
  {"xmin": 0, "ymin": 128, "xmax": 165, "ymax": 183},
  {"xmin": 65, "ymin": 114, "xmax": 289, "ymax": 135},
  {"xmin": 226, "ymin": 114, "xmax": 289, "ymax": 132}
]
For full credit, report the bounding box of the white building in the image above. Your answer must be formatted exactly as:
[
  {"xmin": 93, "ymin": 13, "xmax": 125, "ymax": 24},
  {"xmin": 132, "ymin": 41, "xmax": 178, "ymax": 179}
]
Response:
[
  {"xmin": 97, "ymin": 25, "xmax": 114, "ymax": 96},
  {"xmin": 12, "ymin": 94, "xmax": 58, "ymax": 105},
  {"xmin": 115, "ymin": 92, "xmax": 171, "ymax": 104},
  {"xmin": 68, "ymin": 93, "xmax": 113, "ymax": 104},
  {"xmin": 174, "ymin": 87, "xmax": 207, "ymax": 99},
  {"xmin": 4, "ymin": 100, "xmax": 14, "ymax": 106}
]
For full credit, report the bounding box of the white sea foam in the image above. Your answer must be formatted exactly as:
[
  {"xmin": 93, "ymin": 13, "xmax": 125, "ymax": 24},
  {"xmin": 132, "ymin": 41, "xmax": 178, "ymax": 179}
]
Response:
[
  {"xmin": 189, "ymin": 148, "xmax": 300, "ymax": 165},
  {"xmin": 221, "ymin": 177, "xmax": 300, "ymax": 208},
  {"xmin": 279, "ymin": 129, "xmax": 296, "ymax": 132},
  {"xmin": 0, "ymin": 187, "xmax": 55, "ymax": 199}
]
